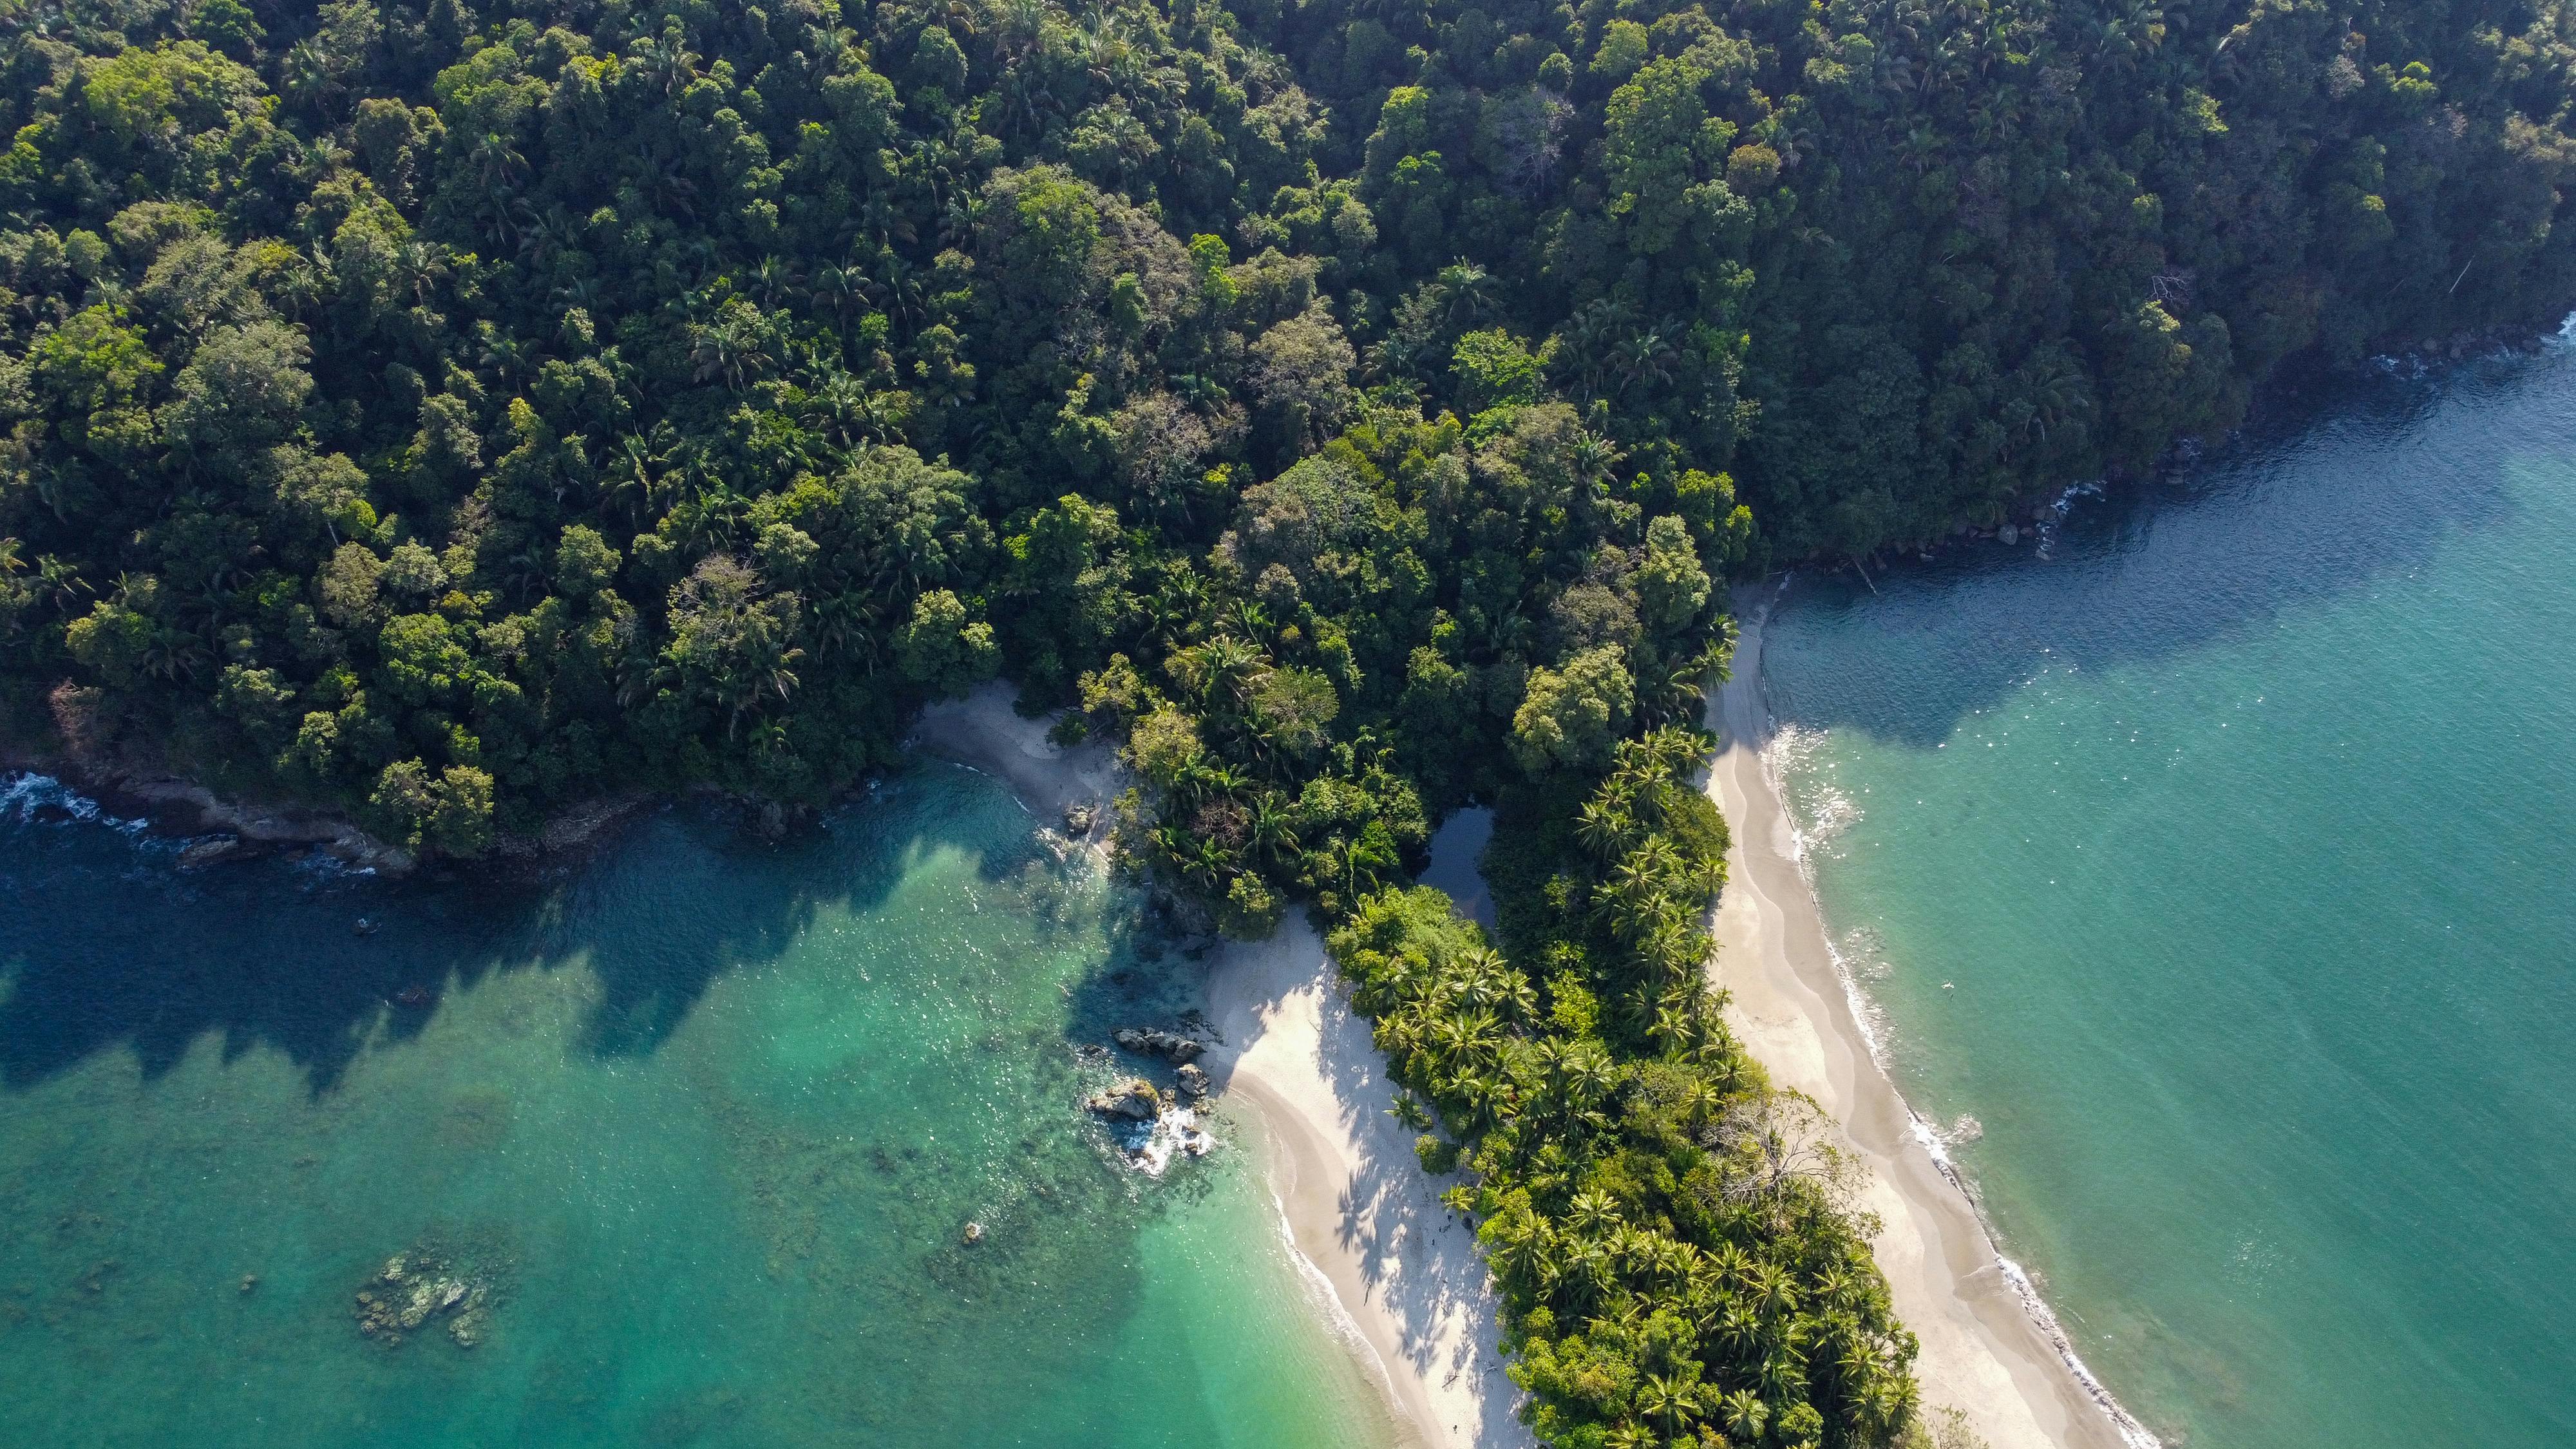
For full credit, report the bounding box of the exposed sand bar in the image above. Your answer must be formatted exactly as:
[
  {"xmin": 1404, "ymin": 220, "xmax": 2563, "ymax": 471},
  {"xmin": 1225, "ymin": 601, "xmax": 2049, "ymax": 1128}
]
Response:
[
  {"xmin": 1704, "ymin": 591, "xmax": 2150, "ymax": 1449},
  {"xmin": 913, "ymin": 683, "xmax": 1529, "ymax": 1449}
]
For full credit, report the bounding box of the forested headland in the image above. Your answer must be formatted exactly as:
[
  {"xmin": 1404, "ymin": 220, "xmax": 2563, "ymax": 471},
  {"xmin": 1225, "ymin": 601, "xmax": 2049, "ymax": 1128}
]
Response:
[{"xmin": 1, "ymin": 0, "xmax": 2570, "ymax": 1443}]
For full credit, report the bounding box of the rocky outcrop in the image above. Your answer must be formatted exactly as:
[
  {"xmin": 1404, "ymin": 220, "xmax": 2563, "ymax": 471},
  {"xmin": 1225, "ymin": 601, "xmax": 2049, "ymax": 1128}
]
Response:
[
  {"xmin": 115, "ymin": 774, "xmax": 414, "ymax": 873},
  {"xmin": 1174, "ymin": 1063, "xmax": 1210, "ymax": 1101},
  {"xmin": 1083, "ymin": 1077, "xmax": 1162, "ymax": 1121},
  {"xmin": 352, "ymin": 1247, "xmax": 495, "ymax": 1349},
  {"xmin": 176, "ymin": 835, "xmax": 255, "ymax": 869},
  {"xmin": 1112, "ymin": 1027, "xmax": 1204, "ymax": 1065}
]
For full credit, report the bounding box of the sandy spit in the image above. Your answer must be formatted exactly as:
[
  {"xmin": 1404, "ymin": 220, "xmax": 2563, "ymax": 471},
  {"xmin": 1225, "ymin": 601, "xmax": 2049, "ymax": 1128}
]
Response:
[
  {"xmin": 910, "ymin": 683, "xmax": 1530, "ymax": 1449},
  {"xmin": 1703, "ymin": 591, "xmax": 2150, "ymax": 1449}
]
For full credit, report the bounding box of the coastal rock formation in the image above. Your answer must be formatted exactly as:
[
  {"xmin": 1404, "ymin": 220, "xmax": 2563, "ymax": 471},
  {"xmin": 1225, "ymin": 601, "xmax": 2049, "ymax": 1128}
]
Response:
[
  {"xmin": 176, "ymin": 835, "xmax": 253, "ymax": 869},
  {"xmin": 1083, "ymin": 1078, "xmax": 1160, "ymax": 1121},
  {"xmin": 89, "ymin": 770, "xmax": 413, "ymax": 873},
  {"xmin": 351, "ymin": 1247, "xmax": 493, "ymax": 1350},
  {"xmin": 1174, "ymin": 1063, "xmax": 1210, "ymax": 1101},
  {"xmin": 1111, "ymin": 1027, "xmax": 1204, "ymax": 1065}
]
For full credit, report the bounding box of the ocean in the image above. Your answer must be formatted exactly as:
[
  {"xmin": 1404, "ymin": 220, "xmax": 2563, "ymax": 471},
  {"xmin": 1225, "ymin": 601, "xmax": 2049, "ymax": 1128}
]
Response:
[
  {"xmin": 1760, "ymin": 337, "xmax": 2576, "ymax": 1446},
  {"xmin": 0, "ymin": 764, "xmax": 1396, "ymax": 1447}
]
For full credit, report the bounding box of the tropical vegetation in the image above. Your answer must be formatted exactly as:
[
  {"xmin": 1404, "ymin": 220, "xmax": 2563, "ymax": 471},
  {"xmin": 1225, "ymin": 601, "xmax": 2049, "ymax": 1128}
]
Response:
[{"xmin": 1, "ymin": 0, "xmax": 2570, "ymax": 1441}]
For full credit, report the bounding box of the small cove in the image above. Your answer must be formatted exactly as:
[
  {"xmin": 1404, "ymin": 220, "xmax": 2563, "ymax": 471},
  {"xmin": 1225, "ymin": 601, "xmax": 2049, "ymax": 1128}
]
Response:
[{"xmin": 0, "ymin": 764, "xmax": 1397, "ymax": 1448}]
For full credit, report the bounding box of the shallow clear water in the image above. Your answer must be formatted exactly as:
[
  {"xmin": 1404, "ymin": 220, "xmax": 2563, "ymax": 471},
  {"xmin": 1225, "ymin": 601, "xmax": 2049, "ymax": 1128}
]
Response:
[
  {"xmin": 1763, "ymin": 341, "xmax": 2576, "ymax": 1446},
  {"xmin": 0, "ymin": 765, "xmax": 1396, "ymax": 1448}
]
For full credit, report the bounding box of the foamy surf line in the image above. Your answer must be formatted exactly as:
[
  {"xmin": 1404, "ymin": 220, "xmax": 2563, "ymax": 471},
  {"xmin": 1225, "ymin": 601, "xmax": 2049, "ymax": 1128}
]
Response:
[
  {"xmin": 1265, "ymin": 1176, "xmax": 1411, "ymax": 1424},
  {"xmin": 1748, "ymin": 631, "xmax": 2163, "ymax": 1449},
  {"xmin": 1, "ymin": 770, "xmax": 147, "ymax": 833}
]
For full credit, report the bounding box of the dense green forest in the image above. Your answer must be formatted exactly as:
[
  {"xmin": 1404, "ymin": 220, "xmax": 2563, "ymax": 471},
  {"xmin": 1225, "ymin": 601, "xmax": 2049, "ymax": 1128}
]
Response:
[
  {"xmin": 0, "ymin": 0, "xmax": 2568, "ymax": 849},
  {"xmin": 1, "ymin": 0, "xmax": 2570, "ymax": 1442}
]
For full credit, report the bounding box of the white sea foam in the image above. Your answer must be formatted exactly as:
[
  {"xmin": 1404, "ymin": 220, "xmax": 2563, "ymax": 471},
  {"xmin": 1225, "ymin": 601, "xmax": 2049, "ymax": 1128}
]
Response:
[
  {"xmin": 1112, "ymin": 1103, "xmax": 1214, "ymax": 1177},
  {"xmin": 288, "ymin": 849, "xmax": 379, "ymax": 882},
  {"xmin": 1767, "ymin": 723, "xmax": 1861, "ymax": 852},
  {"xmin": 1265, "ymin": 1176, "xmax": 1405, "ymax": 1413},
  {"xmin": 1, "ymin": 770, "xmax": 146, "ymax": 833},
  {"xmin": 1752, "ymin": 672, "xmax": 2165, "ymax": 1449}
]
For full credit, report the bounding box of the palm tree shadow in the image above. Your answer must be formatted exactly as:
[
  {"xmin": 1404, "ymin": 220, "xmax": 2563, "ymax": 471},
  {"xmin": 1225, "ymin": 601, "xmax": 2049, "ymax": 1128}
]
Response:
[
  {"xmin": 1190, "ymin": 909, "xmax": 1521, "ymax": 1441},
  {"xmin": 1309, "ymin": 970, "xmax": 1521, "ymax": 1441}
]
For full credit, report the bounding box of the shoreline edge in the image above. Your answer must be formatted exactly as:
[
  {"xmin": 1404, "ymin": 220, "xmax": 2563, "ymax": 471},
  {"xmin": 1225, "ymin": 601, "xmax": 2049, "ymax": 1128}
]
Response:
[{"xmin": 1705, "ymin": 583, "xmax": 2154, "ymax": 1449}]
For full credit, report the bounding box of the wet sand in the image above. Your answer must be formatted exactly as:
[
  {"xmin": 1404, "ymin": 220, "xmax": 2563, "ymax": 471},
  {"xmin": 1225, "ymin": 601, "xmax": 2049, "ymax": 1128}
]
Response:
[{"xmin": 1703, "ymin": 594, "xmax": 2150, "ymax": 1449}]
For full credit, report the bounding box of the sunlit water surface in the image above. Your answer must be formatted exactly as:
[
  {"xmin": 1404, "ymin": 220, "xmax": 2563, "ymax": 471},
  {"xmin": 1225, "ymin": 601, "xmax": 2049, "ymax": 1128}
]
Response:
[
  {"xmin": 0, "ymin": 766, "xmax": 1396, "ymax": 1448},
  {"xmin": 1763, "ymin": 343, "xmax": 2576, "ymax": 1447}
]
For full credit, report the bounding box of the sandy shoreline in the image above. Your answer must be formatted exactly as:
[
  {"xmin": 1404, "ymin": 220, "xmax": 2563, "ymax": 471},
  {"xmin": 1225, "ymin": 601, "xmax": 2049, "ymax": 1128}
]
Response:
[
  {"xmin": 1704, "ymin": 589, "xmax": 2150, "ymax": 1449},
  {"xmin": 920, "ymin": 645, "xmax": 2148, "ymax": 1449},
  {"xmin": 911, "ymin": 683, "xmax": 1528, "ymax": 1449},
  {"xmin": 1202, "ymin": 916, "xmax": 1531, "ymax": 1449},
  {"xmin": 911, "ymin": 683, "xmax": 1127, "ymax": 831}
]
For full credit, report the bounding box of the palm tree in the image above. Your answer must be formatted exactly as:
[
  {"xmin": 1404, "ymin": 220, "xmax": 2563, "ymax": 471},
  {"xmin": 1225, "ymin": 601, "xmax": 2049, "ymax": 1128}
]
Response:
[
  {"xmin": 1247, "ymin": 792, "xmax": 1302, "ymax": 866},
  {"xmin": 1756, "ymin": 1347, "xmax": 1807, "ymax": 1403},
  {"xmin": 1569, "ymin": 430, "xmax": 1625, "ymax": 500},
  {"xmin": 1618, "ymin": 328, "xmax": 1678, "ymax": 399},
  {"xmin": 1566, "ymin": 1188, "xmax": 1620, "ymax": 1237},
  {"xmin": 1574, "ymin": 797, "xmax": 1633, "ymax": 860},
  {"xmin": 808, "ymin": 591, "xmax": 882, "ymax": 665},
  {"xmin": 1432, "ymin": 261, "xmax": 1500, "ymax": 328},
  {"xmin": 1636, "ymin": 1373, "xmax": 1699, "ymax": 1438},
  {"xmin": 1716, "ymin": 1387, "xmax": 1768, "ymax": 1443},
  {"xmin": 1712, "ymin": 1302, "xmax": 1763, "ymax": 1358},
  {"xmin": 690, "ymin": 307, "xmax": 775, "ymax": 391}
]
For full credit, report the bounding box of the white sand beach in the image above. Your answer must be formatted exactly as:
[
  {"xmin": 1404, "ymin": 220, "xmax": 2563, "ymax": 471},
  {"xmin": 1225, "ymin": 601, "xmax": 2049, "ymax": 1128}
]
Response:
[
  {"xmin": 1202, "ymin": 917, "xmax": 1532, "ymax": 1449},
  {"xmin": 913, "ymin": 683, "xmax": 1530, "ymax": 1449},
  {"xmin": 912, "ymin": 681, "xmax": 1126, "ymax": 831},
  {"xmin": 1704, "ymin": 594, "xmax": 2150, "ymax": 1449},
  {"xmin": 919, "ymin": 651, "xmax": 2146, "ymax": 1449}
]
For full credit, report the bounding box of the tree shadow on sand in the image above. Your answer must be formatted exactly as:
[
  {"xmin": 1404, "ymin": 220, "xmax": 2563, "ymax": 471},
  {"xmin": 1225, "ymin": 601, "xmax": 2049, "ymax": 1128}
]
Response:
[
  {"xmin": 0, "ymin": 762, "xmax": 1063, "ymax": 1095},
  {"xmin": 1194, "ymin": 911, "xmax": 1526, "ymax": 1445}
]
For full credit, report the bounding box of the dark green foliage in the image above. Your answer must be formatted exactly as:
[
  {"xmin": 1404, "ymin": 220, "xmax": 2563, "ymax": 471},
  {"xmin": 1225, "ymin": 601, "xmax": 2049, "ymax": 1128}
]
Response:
[
  {"xmin": 0, "ymin": 1, "xmax": 2565, "ymax": 1440},
  {"xmin": 1332, "ymin": 730, "xmax": 1914, "ymax": 1448},
  {"xmin": 0, "ymin": 0, "xmax": 2557, "ymax": 851}
]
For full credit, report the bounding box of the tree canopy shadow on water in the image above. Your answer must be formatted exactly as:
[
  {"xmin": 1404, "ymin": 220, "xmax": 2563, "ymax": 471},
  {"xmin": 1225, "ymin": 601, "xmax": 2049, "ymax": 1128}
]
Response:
[
  {"xmin": 0, "ymin": 763, "xmax": 1059, "ymax": 1095},
  {"xmin": 1757, "ymin": 351, "xmax": 2562, "ymax": 749}
]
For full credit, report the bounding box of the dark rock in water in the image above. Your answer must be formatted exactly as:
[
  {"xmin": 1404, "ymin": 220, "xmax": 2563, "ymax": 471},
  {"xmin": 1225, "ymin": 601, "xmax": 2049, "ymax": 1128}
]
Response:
[
  {"xmin": 176, "ymin": 835, "xmax": 246, "ymax": 869},
  {"xmin": 1175, "ymin": 1063, "xmax": 1210, "ymax": 1100},
  {"xmin": 353, "ymin": 917, "xmax": 378, "ymax": 937},
  {"xmin": 1112, "ymin": 1027, "xmax": 1204, "ymax": 1064},
  {"xmin": 352, "ymin": 1245, "xmax": 494, "ymax": 1349},
  {"xmin": 962, "ymin": 1221, "xmax": 985, "ymax": 1245},
  {"xmin": 1083, "ymin": 1078, "xmax": 1160, "ymax": 1120},
  {"xmin": 395, "ymin": 985, "xmax": 432, "ymax": 1009},
  {"xmin": 238, "ymin": 1273, "xmax": 259, "ymax": 1295}
]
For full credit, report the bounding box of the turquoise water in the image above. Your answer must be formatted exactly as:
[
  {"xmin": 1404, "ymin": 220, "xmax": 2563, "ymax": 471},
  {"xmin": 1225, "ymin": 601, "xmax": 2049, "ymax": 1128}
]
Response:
[
  {"xmin": 0, "ymin": 765, "xmax": 1396, "ymax": 1447},
  {"xmin": 1762, "ymin": 340, "xmax": 2576, "ymax": 1446}
]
